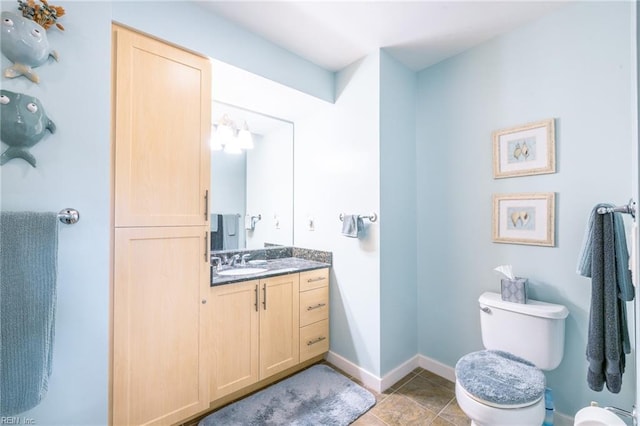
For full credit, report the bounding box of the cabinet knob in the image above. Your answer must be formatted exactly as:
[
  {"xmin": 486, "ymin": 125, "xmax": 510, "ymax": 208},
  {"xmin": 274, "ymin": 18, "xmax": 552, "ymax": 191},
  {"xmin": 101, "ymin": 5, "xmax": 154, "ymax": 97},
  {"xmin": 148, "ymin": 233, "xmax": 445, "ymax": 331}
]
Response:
[{"xmin": 202, "ymin": 299, "xmax": 207, "ymax": 304}]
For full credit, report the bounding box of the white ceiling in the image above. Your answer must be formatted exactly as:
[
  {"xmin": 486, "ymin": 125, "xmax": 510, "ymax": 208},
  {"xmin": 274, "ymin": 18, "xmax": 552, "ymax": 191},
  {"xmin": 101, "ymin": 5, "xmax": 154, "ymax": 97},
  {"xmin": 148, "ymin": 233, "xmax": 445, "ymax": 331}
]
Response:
[{"xmin": 198, "ymin": 1, "xmax": 568, "ymax": 72}]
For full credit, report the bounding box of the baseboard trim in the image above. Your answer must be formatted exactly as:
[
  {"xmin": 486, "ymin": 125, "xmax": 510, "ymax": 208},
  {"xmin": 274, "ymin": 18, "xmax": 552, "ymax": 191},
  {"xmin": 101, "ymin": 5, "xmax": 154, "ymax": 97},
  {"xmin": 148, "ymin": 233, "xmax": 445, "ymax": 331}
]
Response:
[
  {"xmin": 417, "ymin": 354, "xmax": 456, "ymax": 382},
  {"xmin": 380, "ymin": 355, "xmax": 420, "ymax": 392},
  {"xmin": 325, "ymin": 351, "xmax": 383, "ymax": 392},
  {"xmin": 327, "ymin": 352, "xmax": 575, "ymax": 424}
]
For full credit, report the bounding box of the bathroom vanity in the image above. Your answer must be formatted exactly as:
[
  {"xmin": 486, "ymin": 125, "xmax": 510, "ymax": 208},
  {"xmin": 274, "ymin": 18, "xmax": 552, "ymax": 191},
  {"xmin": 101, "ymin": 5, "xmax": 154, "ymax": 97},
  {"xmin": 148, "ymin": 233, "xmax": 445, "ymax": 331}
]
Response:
[{"xmin": 208, "ymin": 251, "xmax": 330, "ymax": 415}]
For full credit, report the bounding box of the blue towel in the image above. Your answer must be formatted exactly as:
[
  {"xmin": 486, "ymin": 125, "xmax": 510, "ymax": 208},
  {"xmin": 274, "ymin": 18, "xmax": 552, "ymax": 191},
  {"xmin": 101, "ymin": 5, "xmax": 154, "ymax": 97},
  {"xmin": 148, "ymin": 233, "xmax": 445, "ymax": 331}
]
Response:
[
  {"xmin": 577, "ymin": 205, "xmax": 634, "ymax": 301},
  {"xmin": 210, "ymin": 214, "xmax": 219, "ymax": 232},
  {"xmin": 578, "ymin": 205, "xmax": 632, "ymax": 393},
  {"xmin": 222, "ymin": 214, "xmax": 238, "ymax": 250},
  {"xmin": 341, "ymin": 215, "xmax": 363, "ymax": 238},
  {"xmin": 1, "ymin": 212, "xmax": 58, "ymax": 415}
]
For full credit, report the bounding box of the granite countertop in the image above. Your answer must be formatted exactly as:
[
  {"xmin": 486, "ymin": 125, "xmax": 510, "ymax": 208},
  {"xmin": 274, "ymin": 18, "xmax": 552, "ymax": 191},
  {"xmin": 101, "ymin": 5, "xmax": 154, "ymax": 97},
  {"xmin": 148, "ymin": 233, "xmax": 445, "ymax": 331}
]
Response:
[{"xmin": 210, "ymin": 257, "xmax": 330, "ymax": 286}]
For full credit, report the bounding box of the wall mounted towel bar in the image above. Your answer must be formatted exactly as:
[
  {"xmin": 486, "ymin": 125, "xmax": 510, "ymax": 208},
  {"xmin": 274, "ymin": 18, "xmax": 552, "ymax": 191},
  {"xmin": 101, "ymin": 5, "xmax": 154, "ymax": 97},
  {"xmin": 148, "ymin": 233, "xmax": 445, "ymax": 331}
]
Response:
[
  {"xmin": 597, "ymin": 200, "xmax": 636, "ymax": 219},
  {"xmin": 57, "ymin": 208, "xmax": 80, "ymax": 224},
  {"xmin": 339, "ymin": 212, "xmax": 378, "ymax": 223}
]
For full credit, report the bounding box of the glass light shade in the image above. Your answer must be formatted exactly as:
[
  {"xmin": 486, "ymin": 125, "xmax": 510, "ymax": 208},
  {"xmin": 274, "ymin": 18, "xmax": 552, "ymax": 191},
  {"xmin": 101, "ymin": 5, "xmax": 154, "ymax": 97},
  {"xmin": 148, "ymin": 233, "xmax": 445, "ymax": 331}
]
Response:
[
  {"xmin": 210, "ymin": 125, "xmax": 223, "ymax": 151},
  {"xmin": 224, "ymin": 135, "xmax": 242, "ymax": 154},
  {"xmin": 215, "ymin": 123, "xmax": 234, "ymax": 147},
  {"xmin": 237, "ymin": 128, "xmax": 254, "ymax": 150}
]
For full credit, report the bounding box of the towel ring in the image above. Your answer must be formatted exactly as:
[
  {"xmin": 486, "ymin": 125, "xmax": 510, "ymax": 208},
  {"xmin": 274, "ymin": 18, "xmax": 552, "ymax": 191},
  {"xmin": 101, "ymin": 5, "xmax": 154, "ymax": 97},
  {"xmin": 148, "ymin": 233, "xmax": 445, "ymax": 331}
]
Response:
[{"xmin": 339, "ymin": 213, "xmax": 377, "ymax": 223}]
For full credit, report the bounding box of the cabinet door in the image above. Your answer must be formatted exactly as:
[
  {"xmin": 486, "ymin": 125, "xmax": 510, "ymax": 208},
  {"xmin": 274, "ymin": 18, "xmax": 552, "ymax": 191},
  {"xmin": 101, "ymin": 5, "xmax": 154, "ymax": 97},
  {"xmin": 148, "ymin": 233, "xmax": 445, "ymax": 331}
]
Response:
[
  {"xmin": 113, "ymin": 25, "xmax": 211, "ymax": 227},
  {"xmin": 259, "ymin": 274, "xmax": 300, "ymax": 379},
  {"xmin": 113, "ymin": 227, "xmax": 210, "ymax": 426},
  {"xmin": 209, "ymin": 280, "xmax": 260, "ymax": 401}
]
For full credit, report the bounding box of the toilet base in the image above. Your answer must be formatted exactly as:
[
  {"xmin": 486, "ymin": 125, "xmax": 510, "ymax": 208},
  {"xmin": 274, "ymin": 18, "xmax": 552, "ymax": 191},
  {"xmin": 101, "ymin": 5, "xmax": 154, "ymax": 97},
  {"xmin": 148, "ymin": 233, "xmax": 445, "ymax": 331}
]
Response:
[{"xmin": 456, "ymin": 381, "xmax": 545, "ymax": 426}]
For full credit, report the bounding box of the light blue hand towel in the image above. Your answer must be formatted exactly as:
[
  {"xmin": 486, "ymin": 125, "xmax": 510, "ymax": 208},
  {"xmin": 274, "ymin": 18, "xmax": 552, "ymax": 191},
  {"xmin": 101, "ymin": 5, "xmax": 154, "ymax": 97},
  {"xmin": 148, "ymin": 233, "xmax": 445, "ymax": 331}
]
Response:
[
  {"xmin": 1, "ymin": 212, "xmax": 58, "ymax": 415},
  {"xmin": 222, "ymin": 214, "xmax": 239, "ymax": 249},
  {"xmin": 341, "ymin": 214, "xmax": 363, "ymax": 238}
]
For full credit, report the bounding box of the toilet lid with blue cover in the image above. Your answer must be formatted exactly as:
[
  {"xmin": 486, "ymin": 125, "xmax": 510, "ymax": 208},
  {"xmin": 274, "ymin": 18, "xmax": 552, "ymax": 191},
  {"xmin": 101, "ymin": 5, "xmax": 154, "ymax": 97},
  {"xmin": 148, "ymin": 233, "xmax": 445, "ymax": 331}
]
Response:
[{"xmin": 455, "ymin": 349, "xmax": 545, "ymax": 408}]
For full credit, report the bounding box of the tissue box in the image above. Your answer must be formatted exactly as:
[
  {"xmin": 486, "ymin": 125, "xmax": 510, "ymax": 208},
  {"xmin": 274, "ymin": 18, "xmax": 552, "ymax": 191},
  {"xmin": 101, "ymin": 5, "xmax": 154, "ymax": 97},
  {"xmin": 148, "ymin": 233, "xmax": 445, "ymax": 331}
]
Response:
[{"xmin": 501, "ymin": 278, "xmax": 528, "ymax": 304}]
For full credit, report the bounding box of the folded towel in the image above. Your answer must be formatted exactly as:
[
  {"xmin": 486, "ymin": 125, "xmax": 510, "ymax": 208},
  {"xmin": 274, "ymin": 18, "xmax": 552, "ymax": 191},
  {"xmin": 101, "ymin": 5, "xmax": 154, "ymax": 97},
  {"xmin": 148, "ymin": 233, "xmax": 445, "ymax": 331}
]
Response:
[
  {"xmin": 222, "ymin": 214, "xmax": 238, "ymax": 250},
  {"xmin": 224, "ymin": 214, "xmax": 237, "ymax": 236},
  {"xmin": 245, "ymin": 214, "xmax": 253, "ymax": 231},
  {"xmin": 580, "ymin": 205, "xmax": 631, "ymax": 393},
  {"xmin": 341, "ymin": 215, "xmax": 363, "ymax": 238},
  {"xmin": 211, "ymin": 215, "xmax": 223, "ymax": 251},
  {"xmin": 1, "ymin": 212, "xmax": 58, "ymax": 415}
]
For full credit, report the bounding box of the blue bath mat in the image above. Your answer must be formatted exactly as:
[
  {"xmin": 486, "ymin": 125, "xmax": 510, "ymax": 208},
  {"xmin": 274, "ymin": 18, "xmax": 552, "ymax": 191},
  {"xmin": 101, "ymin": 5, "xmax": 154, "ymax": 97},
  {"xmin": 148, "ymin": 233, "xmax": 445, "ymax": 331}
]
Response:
[{"xmin": 199, "ymin": 364, "xmax": 375, "ymax": 425}]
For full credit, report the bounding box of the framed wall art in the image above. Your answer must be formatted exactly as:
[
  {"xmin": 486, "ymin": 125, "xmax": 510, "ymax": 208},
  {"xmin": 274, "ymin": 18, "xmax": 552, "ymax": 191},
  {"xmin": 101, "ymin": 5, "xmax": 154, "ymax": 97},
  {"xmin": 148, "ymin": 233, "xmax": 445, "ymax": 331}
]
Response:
[
  {"xmin": 492, "ymin": 192, "xmax": 555, "ymax": 247},
  {"xmin": 493, "ymin": 119, "xmax": 555, "ymax": 178}
]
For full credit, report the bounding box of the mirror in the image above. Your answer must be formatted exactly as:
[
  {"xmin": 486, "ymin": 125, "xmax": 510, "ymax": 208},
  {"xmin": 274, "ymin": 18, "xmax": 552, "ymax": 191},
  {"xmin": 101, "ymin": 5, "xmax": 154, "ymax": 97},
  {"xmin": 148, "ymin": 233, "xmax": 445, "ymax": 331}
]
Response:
[{"xmin": 209, "ymin": 101, "xmax": 294, "ymax": 250}]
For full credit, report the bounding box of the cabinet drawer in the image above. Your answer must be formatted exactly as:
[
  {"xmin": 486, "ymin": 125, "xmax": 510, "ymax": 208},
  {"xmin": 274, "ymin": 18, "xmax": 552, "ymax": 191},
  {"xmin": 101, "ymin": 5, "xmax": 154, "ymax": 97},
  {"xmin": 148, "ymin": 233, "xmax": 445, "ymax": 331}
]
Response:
[
  {"xmin": 300, "ymin": 287, "xmax": 328, "ymax": 327},
  {"xmin": 299, "ymin": 268, "xmax": 329, "ymax": 292},
  {"xmin": 300, "ymin": 319, "xmax": 329, "ymax": 362}
]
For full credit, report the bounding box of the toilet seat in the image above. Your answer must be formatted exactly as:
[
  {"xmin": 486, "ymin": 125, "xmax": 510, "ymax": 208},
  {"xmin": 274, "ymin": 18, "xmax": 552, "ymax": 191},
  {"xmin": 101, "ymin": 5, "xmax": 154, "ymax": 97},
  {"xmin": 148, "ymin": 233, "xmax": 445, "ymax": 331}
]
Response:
[
  {"xmin": 455, "ymin": 380, "xmax": 545, "ymax": 426},
  {"xmin": 455, "ymin": 350, "xmax": 545, "ymax": 409}
]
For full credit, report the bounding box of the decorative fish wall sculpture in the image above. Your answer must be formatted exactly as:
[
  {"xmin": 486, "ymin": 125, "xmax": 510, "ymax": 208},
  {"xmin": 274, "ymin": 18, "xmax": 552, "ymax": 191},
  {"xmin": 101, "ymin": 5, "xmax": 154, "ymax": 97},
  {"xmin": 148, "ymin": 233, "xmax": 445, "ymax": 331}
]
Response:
[
  {"xmin": 1, "ymin": 11, "xmax": 59, "ymax": 83},
  {"xmin": 0, "ymin": 89, "xmax": 56, "ymax": 167}
]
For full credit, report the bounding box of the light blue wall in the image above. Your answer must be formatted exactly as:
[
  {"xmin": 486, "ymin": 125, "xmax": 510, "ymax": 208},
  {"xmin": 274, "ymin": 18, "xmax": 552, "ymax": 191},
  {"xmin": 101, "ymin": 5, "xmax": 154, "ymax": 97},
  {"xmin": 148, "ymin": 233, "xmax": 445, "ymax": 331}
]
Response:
[
  {"xmin": 323, "ymin": 53, "xmax": 382, "ymax": 376},
  {"xmin": 0, "ymin": 2, "xmax": 112, "ymax": 425},
  {"xmin": 416, "ymin": 1, "xmax": 635, "ymax": 417},
  {"xmin": 111, "ymin": 2, "xmax": 334, "ymax": 103},
  {"xmin": 379, "ymin": 51, "xmax": 418, "ymax": 375}
]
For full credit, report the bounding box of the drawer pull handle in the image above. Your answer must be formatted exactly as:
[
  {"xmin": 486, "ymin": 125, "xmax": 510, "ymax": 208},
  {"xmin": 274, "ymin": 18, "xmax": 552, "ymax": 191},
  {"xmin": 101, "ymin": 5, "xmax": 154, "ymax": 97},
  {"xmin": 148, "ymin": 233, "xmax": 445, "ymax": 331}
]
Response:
[
  {"xmin": 307, "ymin": 336, "xmax": 327, "ymax": 346},
  {"xmin": 307, "ymin": 303, "xmax": 326, "ymax": 311},
  {"xmin": 307, "ymin": 277, "xmax": 325, "ymax": 283}
]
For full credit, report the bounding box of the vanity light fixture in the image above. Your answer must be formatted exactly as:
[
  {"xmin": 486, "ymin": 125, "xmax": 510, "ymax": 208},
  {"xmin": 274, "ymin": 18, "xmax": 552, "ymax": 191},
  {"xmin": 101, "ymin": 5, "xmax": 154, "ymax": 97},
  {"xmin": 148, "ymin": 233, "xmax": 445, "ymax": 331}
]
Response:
[
  {"xmin": 224, "ymin": 133, "xmax": 242, "ymax": 154},
  {"xmin": 211, "ymin": 114, "xmax": 254, "ymax": 153},
  {"xmin": 237, "ymin": 120, "xmax": 254, "ymax": 150},
  {"xmin": 211, "ymin": 114, "xmax": 233, "ymax": 151}
]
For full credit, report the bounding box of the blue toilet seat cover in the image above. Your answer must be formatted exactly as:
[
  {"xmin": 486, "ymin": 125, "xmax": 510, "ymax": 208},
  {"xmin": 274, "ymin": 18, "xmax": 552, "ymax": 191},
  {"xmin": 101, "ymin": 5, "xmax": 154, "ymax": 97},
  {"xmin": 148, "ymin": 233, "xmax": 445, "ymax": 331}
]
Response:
[{"xmin": 455, "ymin": 350, "xmax": 545, "ymax": 407}]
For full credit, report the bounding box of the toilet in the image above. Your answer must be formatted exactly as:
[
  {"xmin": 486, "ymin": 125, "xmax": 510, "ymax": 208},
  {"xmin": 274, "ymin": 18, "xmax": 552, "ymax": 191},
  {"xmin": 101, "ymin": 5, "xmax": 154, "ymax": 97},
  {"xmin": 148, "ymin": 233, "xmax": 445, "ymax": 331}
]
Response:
[{"xmin": 455, "ymin": 292, "xmax": 569, "ymax": 426}]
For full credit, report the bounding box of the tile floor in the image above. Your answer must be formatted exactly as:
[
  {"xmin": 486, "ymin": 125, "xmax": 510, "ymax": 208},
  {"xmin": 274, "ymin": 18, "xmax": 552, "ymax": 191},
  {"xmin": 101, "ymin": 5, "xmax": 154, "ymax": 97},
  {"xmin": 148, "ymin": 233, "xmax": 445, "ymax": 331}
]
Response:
[
  {"xmin": 188, "ymin": 362, "xmax": 470, "ymax": 426},
  {"xmin": 336, "ymin": 364, "xmax": 471, "ymax": 426}
]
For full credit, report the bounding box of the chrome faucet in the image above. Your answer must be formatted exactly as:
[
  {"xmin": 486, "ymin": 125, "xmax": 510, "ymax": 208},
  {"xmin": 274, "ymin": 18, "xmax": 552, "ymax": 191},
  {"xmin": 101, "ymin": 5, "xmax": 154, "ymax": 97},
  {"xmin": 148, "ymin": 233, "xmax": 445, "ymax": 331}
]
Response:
[
  {"xmin": 228, "ymin": 254, "xmax": 241, "ymax": 267},
  {"xmin": 210, "ymin": 256, "xmax": 222, "ymax": 272},
  {"xmin": 241, "ymin": 254, "xmax": 251, "ymax": 266}
]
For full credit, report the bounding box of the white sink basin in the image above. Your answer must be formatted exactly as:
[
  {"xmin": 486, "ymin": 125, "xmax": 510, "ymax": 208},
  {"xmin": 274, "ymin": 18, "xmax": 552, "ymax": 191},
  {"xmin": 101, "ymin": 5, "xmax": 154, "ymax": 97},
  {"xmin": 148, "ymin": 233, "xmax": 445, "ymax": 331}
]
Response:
[{"xmin": 217, "ymin": 267, "xmax": 269, "ymax": 276}]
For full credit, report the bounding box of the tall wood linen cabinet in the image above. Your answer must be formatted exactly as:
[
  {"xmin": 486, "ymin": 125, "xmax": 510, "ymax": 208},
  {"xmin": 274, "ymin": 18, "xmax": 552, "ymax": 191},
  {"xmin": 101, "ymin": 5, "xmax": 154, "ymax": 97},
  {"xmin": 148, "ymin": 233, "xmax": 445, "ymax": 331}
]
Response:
[{"xmin": 111, "ymin": 25, "xmax": 211, "ymax": 426}]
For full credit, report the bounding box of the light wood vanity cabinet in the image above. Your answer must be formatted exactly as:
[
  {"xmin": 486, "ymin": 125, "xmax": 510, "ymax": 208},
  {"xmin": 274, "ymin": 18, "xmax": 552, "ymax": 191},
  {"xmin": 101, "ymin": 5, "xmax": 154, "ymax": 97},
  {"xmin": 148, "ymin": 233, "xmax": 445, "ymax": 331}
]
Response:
[
  {"xmin": 209, "ymin": 268, "xmax": 329, "ymax": 404},
  {"xmin": 209, "ymin": 280, "xmax": 260, "ymax": 400},
  {"xmin": 210, "ymin": 273, "xmax": 300, "ymax": 401},
  {"xmin": 111, "ymin": 25, "xmax": 211, "ymax": 426},
  {"xmin": 299, "ymin": 269, "xmax": 330, "ymax": 361}
]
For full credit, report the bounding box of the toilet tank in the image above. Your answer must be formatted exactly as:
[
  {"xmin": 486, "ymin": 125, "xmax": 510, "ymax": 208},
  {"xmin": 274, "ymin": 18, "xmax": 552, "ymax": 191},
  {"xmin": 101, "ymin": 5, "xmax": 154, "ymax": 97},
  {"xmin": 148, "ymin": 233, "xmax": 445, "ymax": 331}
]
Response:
[{"xmin": 479, "ymin": 292, "xmax": 569, "ymax": 370}]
